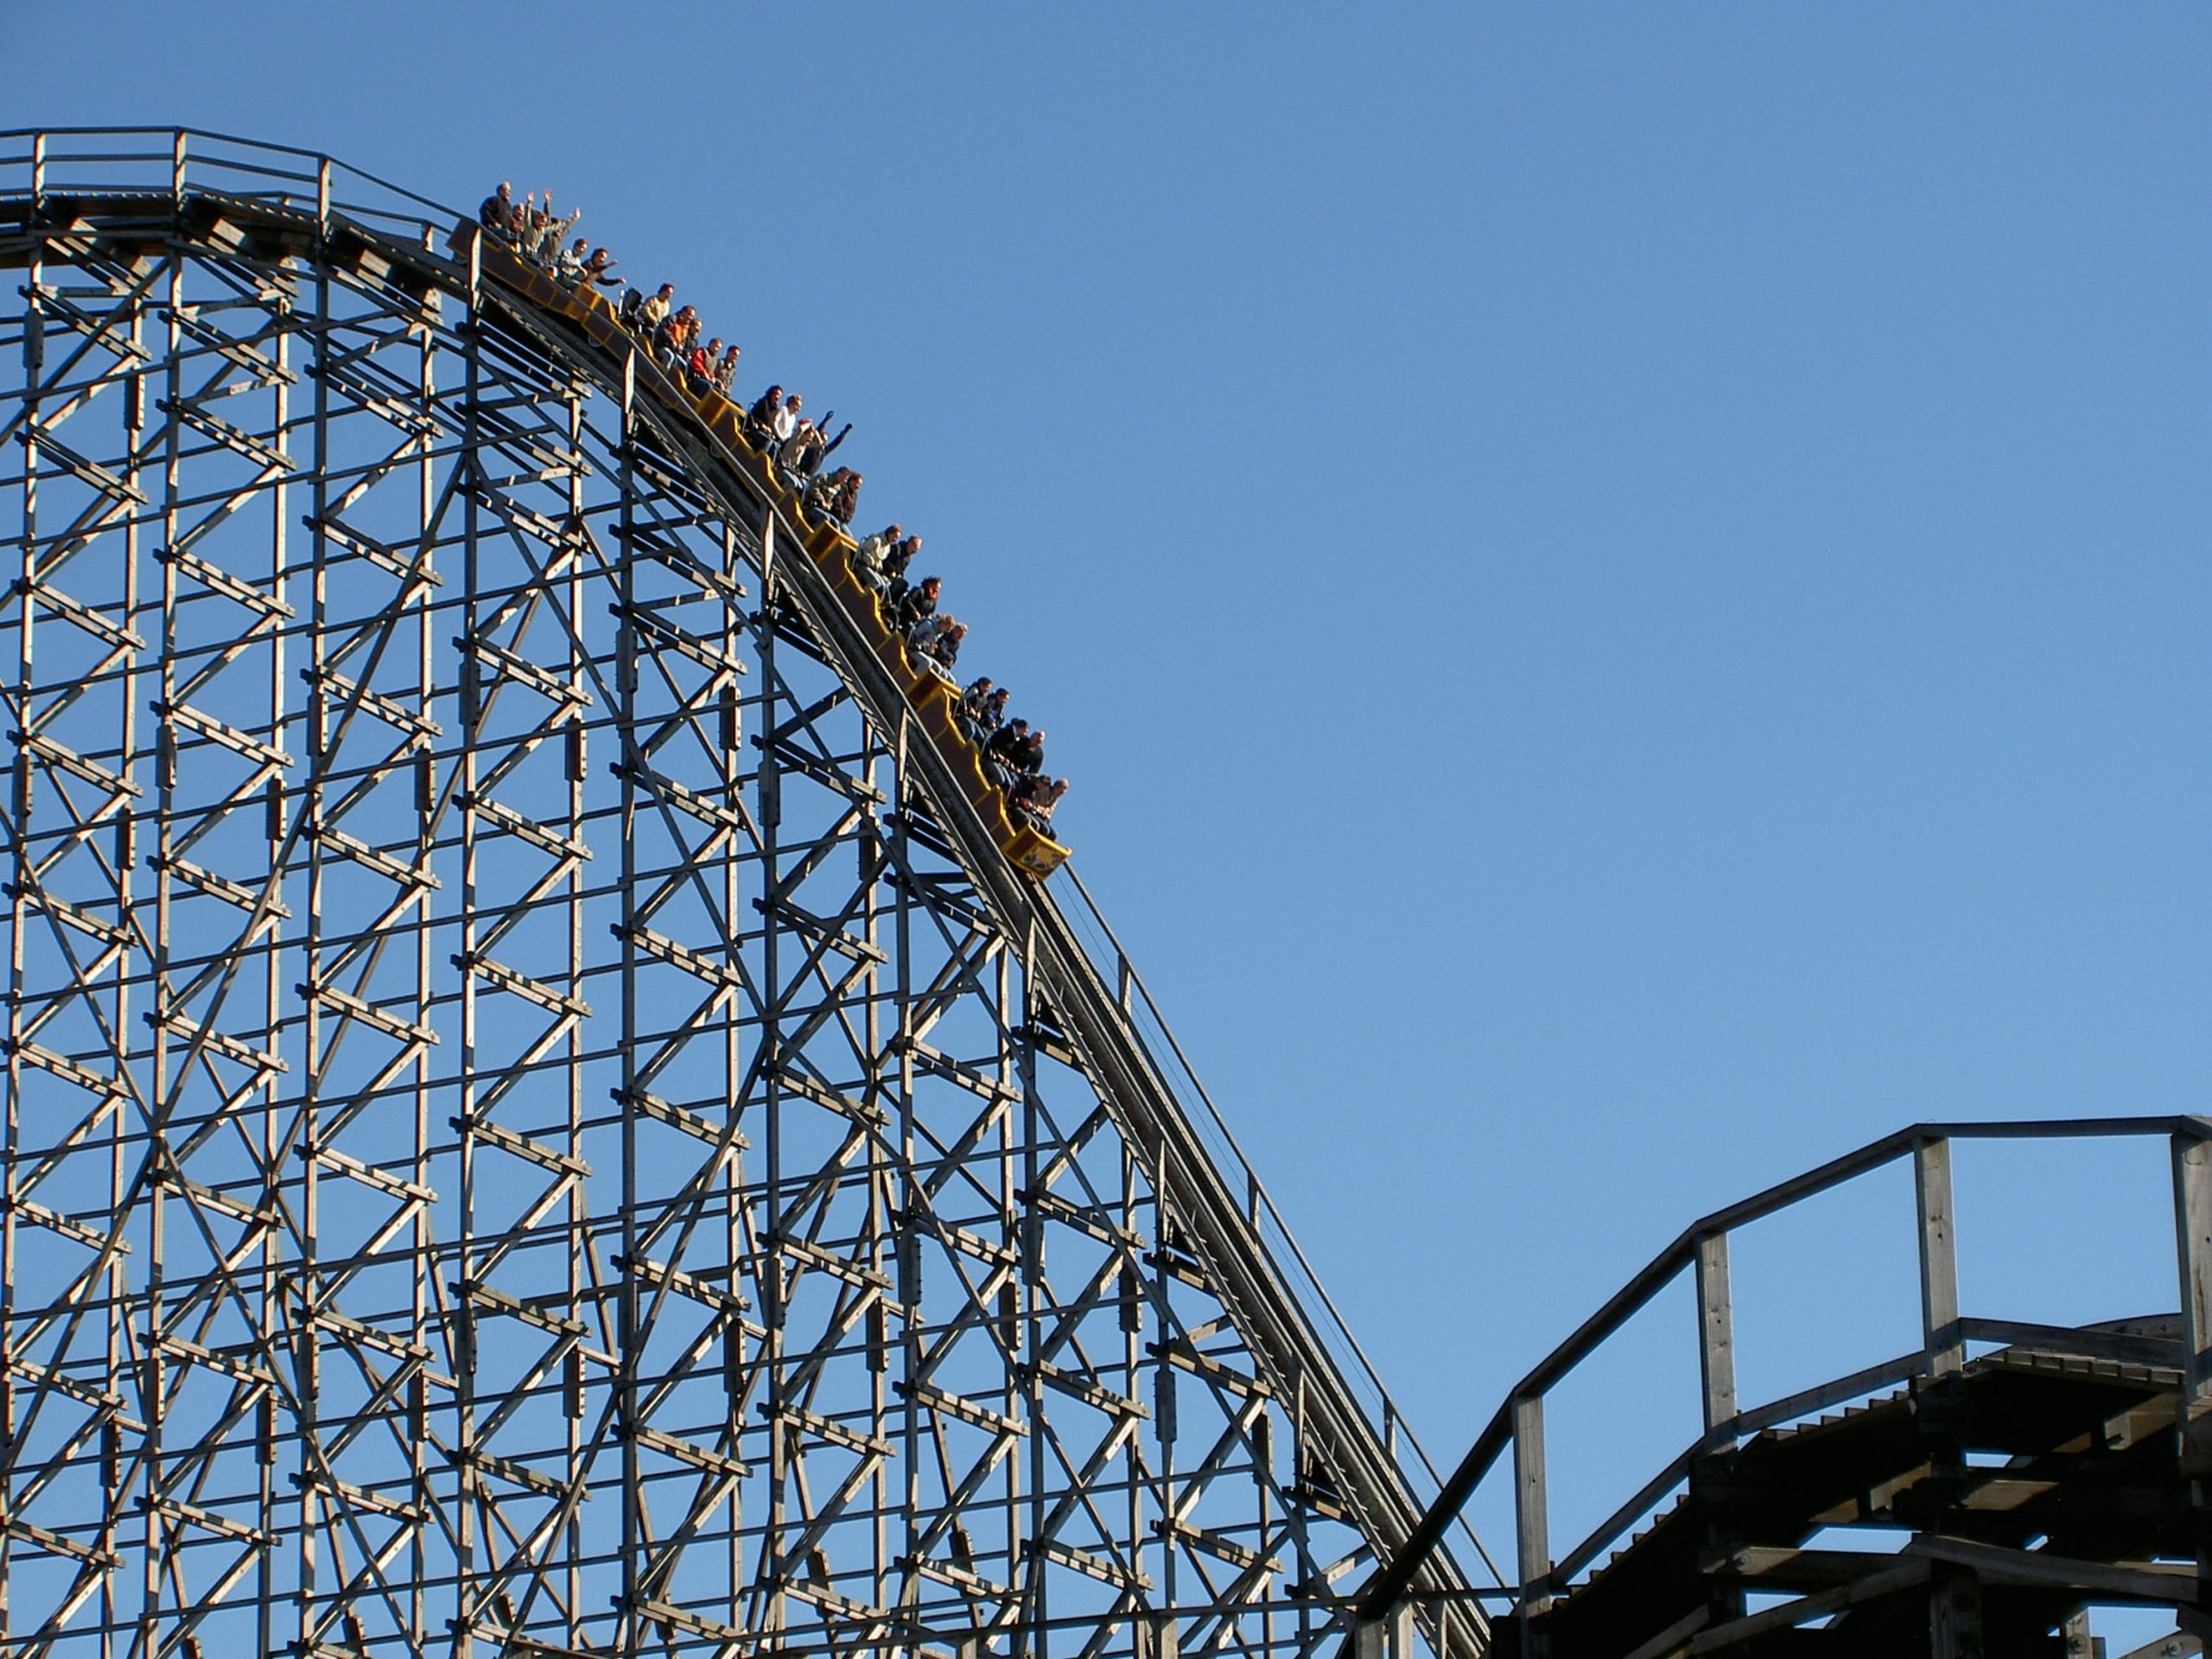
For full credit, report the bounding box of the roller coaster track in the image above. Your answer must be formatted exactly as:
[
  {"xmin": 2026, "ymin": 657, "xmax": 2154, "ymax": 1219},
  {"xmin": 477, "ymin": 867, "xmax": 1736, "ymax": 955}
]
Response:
[{"xmin": 0, "ymin": 129, "xmax": 1487, "ymax": 1659}]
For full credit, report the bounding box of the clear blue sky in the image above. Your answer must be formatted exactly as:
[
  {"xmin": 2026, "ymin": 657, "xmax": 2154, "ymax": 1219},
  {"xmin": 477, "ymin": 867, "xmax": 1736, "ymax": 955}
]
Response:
[{"xmin": 8, "ymin": 0, "xmax": 2207, "ymax": 1581}]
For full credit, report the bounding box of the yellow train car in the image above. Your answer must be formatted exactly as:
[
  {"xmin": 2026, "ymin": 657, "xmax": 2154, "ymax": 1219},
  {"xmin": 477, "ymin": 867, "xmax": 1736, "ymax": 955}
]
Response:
[
  {"xmin": 461, "ymin": 227, "xmax": 1071, "ymax": 880},
  {"xmin": 795, "ymin": 522, "xmax": 1069, "ymax": 878}
]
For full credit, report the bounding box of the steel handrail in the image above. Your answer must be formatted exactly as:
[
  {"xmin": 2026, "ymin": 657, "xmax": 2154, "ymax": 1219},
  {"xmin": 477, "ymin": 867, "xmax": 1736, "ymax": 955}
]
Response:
[{"xmin": 1357, "ymin": 1114, "xmax": 2212, "ymax": 1621}]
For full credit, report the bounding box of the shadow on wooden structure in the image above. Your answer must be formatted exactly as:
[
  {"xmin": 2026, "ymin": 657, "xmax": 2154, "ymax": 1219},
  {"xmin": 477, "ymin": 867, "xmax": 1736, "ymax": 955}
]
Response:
[{"xmin": 1356, "ymin": 1118, "xmax": 2212, "ymax": 1659}]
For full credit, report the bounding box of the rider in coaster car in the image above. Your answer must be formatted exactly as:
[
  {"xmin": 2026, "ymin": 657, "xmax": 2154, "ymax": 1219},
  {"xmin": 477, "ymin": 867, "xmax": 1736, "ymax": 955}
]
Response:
[
  {"xmin": 1010, "ymin": 773, "xmax": 1069, "ymax": 835},
  {"xmin": 853, "ymin": 523, "xmax": 902, "ymax": 592},
  {"xmin": 983, "ymin": 719, "xmax": 1030, "ymax": 787},
  {"xmin": 480, "ymin": 181, "xmax": 515, "ymax": 238},
  {"xmin": 555, "ymin": 237, "xmax": 589, "ymax": 288},
  {"xmin": 893, "ymin": 575, "xmax": 941, "ymax": 637},
  {"xmin": 881, "ymin": 537, "xmax": 921, "ymax": 609},
  {"xmin": 744, "ymin": 385, "xmax": 785, "ymax": 448},
  {"xmin": 633, "ymin": 283, "xmax": 674, "ymax": 337},
  {"xmin": 926, "ymin": 620, "xmax": 967, "ymax": 672},
  {"xmin": 688, "ymin": 337, "xmax": 720, "ymax": 395},
  {"xmin": 960, "ymin": 677, "xmax": 995, "ymax": 736}
]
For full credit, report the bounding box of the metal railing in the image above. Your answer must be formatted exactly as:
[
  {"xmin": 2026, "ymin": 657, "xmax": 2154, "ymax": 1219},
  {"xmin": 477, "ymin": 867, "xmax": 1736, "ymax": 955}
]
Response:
[
  {"xmin": 0, "ymin": 125, "xmax": 457, "ymax": 255},
  {"xmin": 1059, "ymin": 867, "xmax": 1503, "ymax": 1584},
  {"xmin": 1357, "ymin": 1116, "xmax": 2212, "ymax": 1642}
]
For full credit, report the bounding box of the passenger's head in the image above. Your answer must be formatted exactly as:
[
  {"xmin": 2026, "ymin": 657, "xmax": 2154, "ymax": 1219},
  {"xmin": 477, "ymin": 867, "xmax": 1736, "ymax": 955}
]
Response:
[
  {"xmin": 904, "ymin": 535, "xmax": 923, "ymax": 555},
  {"xmin": 706, "ymin": 338, "xmax": 722, "ymax": 354},
  {"xmin": 919, "ymin": 576, "xmax": 941, "ymax": 596},
  {"xmin": 499, "ymin": 181, "xmax": 512, "ymax": 196},
  {"xmin": 884, "ymin": 524, "xmax": 902, "ymax": 542},
  {"xmin": 988, "ymin": 689, "xmax": 1009, "ymax": 707},
  {"xmin": 571, "ymin": 237, "xmax": 588, "ymax": 252},
  {"xmin": 785, "ymin": 393, "xmax": 802, "ymax": 410},
  {"xmin": 656, "ymin": 283, "xmax": 674, "ymax": 298},
  {"xmin": 764, "ymin": 385, "xmax": 783, "ymax": 403},
  {"xmin": 723, "ymin": 344, "xmax": 741, "ymax": 360}
]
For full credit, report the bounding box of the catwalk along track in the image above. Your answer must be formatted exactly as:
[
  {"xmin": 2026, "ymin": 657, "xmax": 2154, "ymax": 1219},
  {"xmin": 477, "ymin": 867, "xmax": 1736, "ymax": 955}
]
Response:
[{"xmin": 1362, "ymin": 1119, "xmax": 2212, "ymax": 1659}]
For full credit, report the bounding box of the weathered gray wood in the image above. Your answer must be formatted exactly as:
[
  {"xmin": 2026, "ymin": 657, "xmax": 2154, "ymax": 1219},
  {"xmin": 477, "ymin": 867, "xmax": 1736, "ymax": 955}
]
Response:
[
  {"xmin": 1916, "ymin": 1137, "xmax": 1962, "ymax": 1376},
  {"xmin": 1928, "ymin": 1560, "xmax": 1984, "ymax": 1659},
  {"xmin": 2172, "ymin": 1135, "xmax": 2212, "ymax": 1408},
  {"xmin": 1914, "ymin": 1535, "xmax": 2191, "ymax": 1605},
  {"xmin": 1685, "ymin": 1555, "xmax": 1932, "ymax": 1649},
  {"xmin": 1513, "ymin": 1395, "xmax": 1548, "ymax": 1593},
  {"xmin": 2114, "ymin": 1631, "xmax": 2200, "ymax": 1659},
  {"xmin": 1707, "ymin": 1544, "xmax": 1929, "ymax": 1588},
  {"xmin": 1514, "ymin": 1393, "xmax": 1551, "ymax": 1659},
  {"xmin": 1618, "ymin": 1605, "xmax": 1710, "ymax": 1659},
  {"xmin": 1695, "ymin": 1230, "xmax": 1736, "ymax": 1438}
]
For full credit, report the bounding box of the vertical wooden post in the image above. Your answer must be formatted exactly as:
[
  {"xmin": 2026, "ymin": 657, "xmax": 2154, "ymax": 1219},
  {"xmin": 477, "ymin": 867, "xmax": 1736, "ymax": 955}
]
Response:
[
  {"xmin": 1916, "ymin": 1138, "xmax": 1962, "ymax": 1376},
  {"xmin": 1513, "ymin": 1393, "xmax": 1550, "ymax": 1657},
  {"xmin": 1928, "ymin": 1561, "xmax": 1984, "ymax": 1659},
  {"xmin": 1388, "ymin": 1599, "xmax": 1413, "ymax": 1659},
  {"xmin": 1695, "ymin": 1231, "xmax": 1737, "ymax": 1442},
  {"xmin": 2170, "ymin": 1131, "xmax": 2212, "ymax": 1629},
  {"xmin": 2172, "ymin": 1134, "xmax": 2212, "ymax": 1411}
]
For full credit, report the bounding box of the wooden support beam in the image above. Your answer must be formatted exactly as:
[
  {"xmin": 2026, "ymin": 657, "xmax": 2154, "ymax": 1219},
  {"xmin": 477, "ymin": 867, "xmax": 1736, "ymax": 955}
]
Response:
[
  {"xmin": 1927, "ymin": 1560, "xmax": 1984, "ymax": 1659},
  {"xmin": 2172, "ymin": 1135, "xmax": 2212, "ymax": 1413},
  {"xmin": 1695, "ymin": 1230, "xmax": 1736, "ymax": 1441},
  {"xmin": 1514, "ymin": 1392, "xmax": 1551, "ymax": 1658},
  {"xmin": 1916, "ymin": 1136, "xmax": 1962, "ymax": 1376}
]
